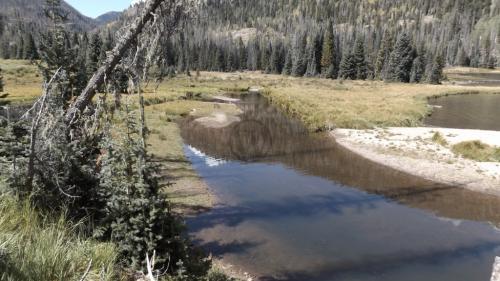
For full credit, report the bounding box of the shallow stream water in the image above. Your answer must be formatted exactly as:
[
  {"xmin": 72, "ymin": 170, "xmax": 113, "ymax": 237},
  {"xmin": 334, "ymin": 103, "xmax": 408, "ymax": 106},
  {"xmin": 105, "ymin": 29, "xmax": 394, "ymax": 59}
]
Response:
[
  {"xmin": 180, "ymin": 94, "xmax": 500, "ymax": 281},
  {"xmin": 426, "ymin": 93, "xmax": 500, "ymax": 131}
]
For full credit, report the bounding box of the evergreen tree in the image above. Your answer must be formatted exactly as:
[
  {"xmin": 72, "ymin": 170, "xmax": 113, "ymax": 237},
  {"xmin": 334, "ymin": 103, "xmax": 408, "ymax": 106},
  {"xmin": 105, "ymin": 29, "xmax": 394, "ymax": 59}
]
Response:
[
  {"xmin": 320, "ymin": 23, "xmax": 337, "ymax": 78},
  {"xmin": 428, "ymin": 54, "xmax": 445, "ymax": 84},
  {"xmin": 87, "ymin": 33, "xmax": 103, "ymax": 75},
  {"xmin": 16, "ymin": 36, "xmax": 24, "ymax": 59},
  {"xmin": 386, "ymin": 33, "xmax": 414, "ymax": 83},
  {"xmin": 282, "ymin": 49, "xmax": 293, "ymax": 75},
  {"xmin": 270, "ymin": 41, "xmax": 283, "ymax": 74},
  {"xmin": 353, "ymin": 38, "xmax": 368, "ymax": 80},
  {"xmin": 305, "ymin": 35, "xmax": 321, "ymax": 77},
  {"xmin": 374, "ymin": 29, "xmax": 393, "ymax": 80},
  {"xmin": 487, "ymin": 56, "xmax": 497, "ymax": 69},
  {"xmin": 262, "ymin": 42, "xmax": 271, "ymax": 73},
  {"xmin": 291, "ymin": 32, "xmax": 307, "ymax": 77},
  {"xmin": 23, "ymin": 34, "xmax": 39, "ymax": 60},
  {"xmin": 481, "ymin": 36, "xmax": 492, "ymax": 68},
  {"xmin": 38, "ymin": 0, "xmax": 81, "ymax": 100},
  {"xmin": 338, "ymin": 51, "xmax": 356, "ymax": 80},
  {"xmin": 238, "ymin": 38, "xmax": 247, "ymax": 71},
  {"xmin": 214, "ymin": 47, "xmax": 225, "ymax": 71},
  {"xmin": 456, "ymin": 47, "xmax": 470, "ymax": 66},
  {"xmin": 410, "ymin": 54, "xmax": 425, "ymax": 83}
]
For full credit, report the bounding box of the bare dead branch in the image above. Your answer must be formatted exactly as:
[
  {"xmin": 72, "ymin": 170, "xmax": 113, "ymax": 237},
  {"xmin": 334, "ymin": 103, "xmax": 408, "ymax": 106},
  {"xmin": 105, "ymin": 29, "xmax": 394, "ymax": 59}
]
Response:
[
  {"xmin": 65, "ymin": 0, "xmax": 168, "ymax": 125},
  {"xmin": 26, "ymin": 67, "xmax": 62, "ymax": 190}
]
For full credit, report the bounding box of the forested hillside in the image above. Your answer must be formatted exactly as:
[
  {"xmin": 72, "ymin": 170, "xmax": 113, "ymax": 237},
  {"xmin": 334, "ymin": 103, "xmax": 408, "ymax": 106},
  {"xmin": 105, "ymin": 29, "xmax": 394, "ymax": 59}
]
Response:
[
  {"xmin": 0, "ymin": 0, "xmax": 114, "ymax": 59},
  {"xmin": 1, "ymin": 0, "xmax": 499, "ymax": 82},
  {"xmin": 170, "ymin": 0, "xmax": 500, "ymax": 78}
]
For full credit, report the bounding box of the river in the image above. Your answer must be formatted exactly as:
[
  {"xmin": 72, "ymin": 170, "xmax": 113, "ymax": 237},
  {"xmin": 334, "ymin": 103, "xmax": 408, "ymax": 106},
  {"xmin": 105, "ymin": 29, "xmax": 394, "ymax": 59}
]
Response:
[{"xmin": 180, "ymin": 94, "xmax": 500, "ymax": 281}]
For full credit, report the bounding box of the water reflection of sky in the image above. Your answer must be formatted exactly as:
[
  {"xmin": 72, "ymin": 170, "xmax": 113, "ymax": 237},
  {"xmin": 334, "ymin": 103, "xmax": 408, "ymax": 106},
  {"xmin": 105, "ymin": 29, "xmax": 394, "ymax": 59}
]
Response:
[{"xmin": 185, "ymin": 147, "xmax": 500, "ymax": 281}]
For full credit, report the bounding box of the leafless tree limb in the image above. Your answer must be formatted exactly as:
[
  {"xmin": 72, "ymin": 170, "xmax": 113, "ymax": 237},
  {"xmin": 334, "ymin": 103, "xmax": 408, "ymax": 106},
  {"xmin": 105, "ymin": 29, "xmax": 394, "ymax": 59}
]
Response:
[
  {"xmin": 65, "ymin": 0, "xmax": 170, "ymax": 125},
  {"xmin": 26, "ymin": 67, "xmax": 61, "ymax": 190}
]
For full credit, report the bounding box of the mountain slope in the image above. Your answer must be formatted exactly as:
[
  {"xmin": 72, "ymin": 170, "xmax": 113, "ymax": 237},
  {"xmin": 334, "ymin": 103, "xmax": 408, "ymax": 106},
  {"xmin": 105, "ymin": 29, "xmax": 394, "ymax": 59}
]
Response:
[
  {"xmin": 0, "ymin": 0, "xmax": 97, "ymax": 31},
  {"xmin": 95, "ymin": 11, "xmax": 122, "ymax": 26}
]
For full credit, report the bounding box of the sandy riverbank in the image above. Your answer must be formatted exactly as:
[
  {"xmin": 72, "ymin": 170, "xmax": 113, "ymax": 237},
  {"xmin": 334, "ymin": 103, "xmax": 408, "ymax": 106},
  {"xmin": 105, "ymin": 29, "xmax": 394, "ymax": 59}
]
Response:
[{"xmin": 332, "ymin": 127, "xmax": 500, "ymax": 196}]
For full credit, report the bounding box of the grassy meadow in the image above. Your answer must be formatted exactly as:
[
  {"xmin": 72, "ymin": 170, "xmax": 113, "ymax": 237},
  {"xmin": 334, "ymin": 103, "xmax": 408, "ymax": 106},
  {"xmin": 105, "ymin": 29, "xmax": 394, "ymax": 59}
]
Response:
[{"xmin": 2, "ymin": 59, "xmax": 500, "ymax": 207}]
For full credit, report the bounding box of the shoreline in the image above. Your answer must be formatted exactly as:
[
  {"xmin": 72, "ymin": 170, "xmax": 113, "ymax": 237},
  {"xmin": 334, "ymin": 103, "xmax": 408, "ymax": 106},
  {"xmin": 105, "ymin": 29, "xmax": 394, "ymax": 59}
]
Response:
[{"xmin": 332, "ymin": 127, "xmax": 500, "ymax": 197}]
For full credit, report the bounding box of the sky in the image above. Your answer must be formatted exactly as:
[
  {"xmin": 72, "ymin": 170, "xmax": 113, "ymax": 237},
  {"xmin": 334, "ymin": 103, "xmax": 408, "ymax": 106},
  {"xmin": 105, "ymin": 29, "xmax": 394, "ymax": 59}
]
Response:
[{"xmin": 65, "ymin": 0, "xmax": 135, "ymax": 18}]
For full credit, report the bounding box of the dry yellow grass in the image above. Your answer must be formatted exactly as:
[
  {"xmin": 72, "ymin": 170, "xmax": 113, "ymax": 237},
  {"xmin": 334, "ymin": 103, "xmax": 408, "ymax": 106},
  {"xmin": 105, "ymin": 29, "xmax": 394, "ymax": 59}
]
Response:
[
  {"xmin": 0, "ymin": 59, "xmax": 42, "ymax": 104},
  {"xmin": 452, "ymin": 141, "xmax": 500, "ymax": 162},
  {"xmin": 444, "ymin": 66, "xmax": 500, "ymax": 74}
]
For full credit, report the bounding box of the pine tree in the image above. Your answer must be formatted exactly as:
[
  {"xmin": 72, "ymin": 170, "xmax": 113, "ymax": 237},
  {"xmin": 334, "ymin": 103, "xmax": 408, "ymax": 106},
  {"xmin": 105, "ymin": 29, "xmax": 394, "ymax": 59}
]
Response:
[
  {"xmin": 353, "ymin": 38, "xmax": 368, "ymax": 80},
  {"xmin": 87, "ymin": 33, "xmax": 103, "ymax": 75},
  {"xmin": 386, "ymin": 33, "xmax": 414, "ymax": 83},
  {"xmin": 282, "ymin": 49, "xmax": 293, "ymax": 75},
  {"xmin": 428, "ymin": 54, "xmax": 445, "ymax": 84},
  {"xmin": 481, "ymin": 36, "xmax": 492, "ymax": 68},
  {"xmin": 410, "ymin": 54, "xmax": 425, "ymax": 83},
  {"xmin": 16, "ymin": 36, "xmax": 24, "ymax": 59},
  {"xmin": 291, "ymin": 32, "xmax": 307, "ymax": 77},
  {"xmin": 262, "ymin": 42, "xmax": 271, "ymax": 73},
  {"xmin": 270, "ymin": 41, "xmax": 283, "ymax": 74},
  {"xmin": 96, "ymin": 101, "xmax": 209, "ymax": 273},
  {"xmin": 23, "ymin": 34, "xmax": 39, "ymax": 60},
  {"xmin": 338, "ymin": 51, "xmax": 356, "ymax": 80},
  {"xmin": 374, "ymin": 29, "xmax": 393, "ymax": 80},
  {"xmin": 456, "ymin": 47, "xmax": 470, "ymax": 66},
  {"xmin": 238, "ymin": 38, "xmax": 247, "ymax": 71},
  {"xmin": 214, "ymin": 47, "xmax": 225, "ymax": 71},
  {"xmin": 38, "ymin": 0, "xmax": 81, "ymax": 100},
  {"xmin": 305, "ymin": 35, "xmax": 321, "ymax": 77},
  {"xmin": 320, "ymin": 23, "xmax": 337, "ymax": 78},
  {"xmin": 487, "ymin": 55, "xmax": 497, "ymax": 69}
]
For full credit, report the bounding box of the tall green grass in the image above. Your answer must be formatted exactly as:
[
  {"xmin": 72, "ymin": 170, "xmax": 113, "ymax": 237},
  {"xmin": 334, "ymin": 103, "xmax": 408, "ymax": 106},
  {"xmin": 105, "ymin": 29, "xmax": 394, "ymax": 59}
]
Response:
[{"xmin": 0, "ymin": 195, "xmax": 119, "ymax": 281}]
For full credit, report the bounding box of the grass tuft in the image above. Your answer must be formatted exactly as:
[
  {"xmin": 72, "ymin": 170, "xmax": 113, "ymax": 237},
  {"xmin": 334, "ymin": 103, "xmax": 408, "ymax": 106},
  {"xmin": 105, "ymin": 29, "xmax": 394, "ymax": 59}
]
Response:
[
  {"xmin": 451, "ymin": 140, "xmax": 500, "ymax": 162},
  {"xmin": 431, "ymin": 131, "xmax": 448, "ymax": 146}
]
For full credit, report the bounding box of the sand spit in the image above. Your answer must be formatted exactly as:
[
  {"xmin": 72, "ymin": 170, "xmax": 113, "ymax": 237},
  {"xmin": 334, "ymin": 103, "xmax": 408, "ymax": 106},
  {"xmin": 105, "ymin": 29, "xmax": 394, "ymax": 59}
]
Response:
[{"xmin": 332, "ymin": 127, "xmax": 500, "ymax": 196}]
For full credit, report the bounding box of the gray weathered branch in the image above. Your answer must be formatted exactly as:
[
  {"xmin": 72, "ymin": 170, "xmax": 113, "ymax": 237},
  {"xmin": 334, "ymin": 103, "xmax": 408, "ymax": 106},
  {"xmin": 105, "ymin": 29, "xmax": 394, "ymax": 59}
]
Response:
[
  {"xmin": 26, "ymin": 67, "xmax": 61, "ymax": 190},
  {"xmin": 65, "ymin": 0, "xmax": 168, "ymax": 124}
]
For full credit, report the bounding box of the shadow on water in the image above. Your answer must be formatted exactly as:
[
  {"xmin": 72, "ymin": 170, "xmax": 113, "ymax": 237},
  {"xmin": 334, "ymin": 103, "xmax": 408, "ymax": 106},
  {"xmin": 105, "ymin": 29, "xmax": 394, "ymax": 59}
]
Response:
[
  {"xmin": 179, "ymin": 94, "xmax": 500, "ymax": 281},
  {"xmin": 181, "ymin": 94, "xmax": 500, "ymax": 225}
]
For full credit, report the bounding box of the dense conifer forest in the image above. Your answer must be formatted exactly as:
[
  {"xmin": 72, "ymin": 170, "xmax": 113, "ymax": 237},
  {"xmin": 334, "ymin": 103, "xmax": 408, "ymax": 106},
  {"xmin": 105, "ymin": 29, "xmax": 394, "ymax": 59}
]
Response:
[{"xmin": 1, "ymin": 0, "xmax": 499, "ymax": 83}]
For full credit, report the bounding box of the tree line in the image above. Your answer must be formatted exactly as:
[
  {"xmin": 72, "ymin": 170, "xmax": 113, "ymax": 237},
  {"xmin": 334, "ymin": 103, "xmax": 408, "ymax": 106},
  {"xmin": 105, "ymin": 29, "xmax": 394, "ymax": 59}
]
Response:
[{"xmin": 1, "ymin": 0, "xmax": 498, "ymax": 85}]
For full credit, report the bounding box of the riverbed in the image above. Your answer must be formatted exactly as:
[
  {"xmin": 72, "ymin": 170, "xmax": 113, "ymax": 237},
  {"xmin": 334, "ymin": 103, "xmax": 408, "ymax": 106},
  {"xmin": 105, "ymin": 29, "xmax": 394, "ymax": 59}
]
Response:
[{"xmin": 180, "ymin": 94, "xmax": 500, "ymax": 281}]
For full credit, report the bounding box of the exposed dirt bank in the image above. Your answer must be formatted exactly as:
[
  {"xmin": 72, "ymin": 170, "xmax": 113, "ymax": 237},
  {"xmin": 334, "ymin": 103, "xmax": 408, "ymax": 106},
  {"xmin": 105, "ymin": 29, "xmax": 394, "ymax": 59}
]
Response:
[{"xmin": 332, "ymin": 127, "xmax": 500, "ymax": 196}]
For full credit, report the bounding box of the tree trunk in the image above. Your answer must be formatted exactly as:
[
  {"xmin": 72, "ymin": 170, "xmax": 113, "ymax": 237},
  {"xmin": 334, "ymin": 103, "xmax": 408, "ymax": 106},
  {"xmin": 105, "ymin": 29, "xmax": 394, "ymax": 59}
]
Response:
[{"xmin": 65, "ymin": 0, "xmax": 167, "ymax": 124}]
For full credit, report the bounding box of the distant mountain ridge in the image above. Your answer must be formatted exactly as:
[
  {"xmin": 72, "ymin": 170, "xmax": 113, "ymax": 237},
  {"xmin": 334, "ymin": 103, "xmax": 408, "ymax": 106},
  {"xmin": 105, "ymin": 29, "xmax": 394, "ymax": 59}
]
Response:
[
  {"xmin": 95, "ymin": 11, "xmax": 122, "ymax": 25},
  {"xmin": 0, "ymin": 0, "xmax": 97, "ymax": 31}
]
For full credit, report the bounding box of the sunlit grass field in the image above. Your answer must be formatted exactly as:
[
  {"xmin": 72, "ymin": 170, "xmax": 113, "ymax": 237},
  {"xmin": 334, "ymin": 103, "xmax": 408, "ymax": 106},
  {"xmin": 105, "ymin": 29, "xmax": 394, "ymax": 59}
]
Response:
[
  {"xmin": 3, "ymin": 59, "xmax": 500, "ymax": 132},
  {"xmin": 0, "ymin": 59, "xmax": 42, "ymax": 104}
]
